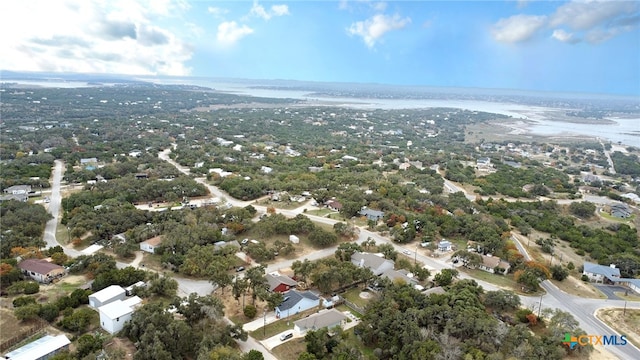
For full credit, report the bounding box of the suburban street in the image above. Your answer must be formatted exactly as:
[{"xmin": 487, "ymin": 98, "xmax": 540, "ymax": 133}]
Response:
[{"xmin": 42, "ymin": 148, "xmax": 640, "ymax": 359}]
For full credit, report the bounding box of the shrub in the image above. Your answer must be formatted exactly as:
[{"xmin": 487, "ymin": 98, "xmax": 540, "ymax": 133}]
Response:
[
  {"xmin": 23, "ymin": 282, "xmax": 40, "ymax": 294},
  {"xmin": 244, "ymin": 305, "xmax": 257, "ymax": 319},
  {"xmin": 581, "ymin": 274, "xmax": 590, "ymax": 282},
  {"xmin": 12, "ymin": 296, "xmax": 36, "ymax": 307},
  {"xmin": 515, "ymin": 308, "xmax": 533, "ymax": 323}
]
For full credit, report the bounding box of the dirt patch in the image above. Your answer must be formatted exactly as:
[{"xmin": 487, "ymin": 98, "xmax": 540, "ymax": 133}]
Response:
[
  {"xmin": 551, "ymin": 275, "xmax": 606, "ymax": 299},
  {"xmin": 359, "ymin": 292, "xmax": 371, "ymax": 299},
  {"xmin": 596, "ymin": 308, "xmax": 640, "ymax": 349},
  {"xmin": 104, "ymin": 337, "xmax": 136, "ymax": 360}
]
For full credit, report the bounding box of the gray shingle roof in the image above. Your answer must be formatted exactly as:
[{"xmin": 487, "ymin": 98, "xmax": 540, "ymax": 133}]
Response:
[
  {"xmin": 278, "ymin": 290, "xmax": 319, "ymax": 311},
  {"xmin": 294, "ymin": 309, "xmax": 347, "ymax": 331}
]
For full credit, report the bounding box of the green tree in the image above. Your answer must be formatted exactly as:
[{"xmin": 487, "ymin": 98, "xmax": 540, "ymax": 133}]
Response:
[
  {"xmin": 483, "ymin": 290, "xmax": 521, "ymax": 311},
  {"xmin": 550, "ymin": 265, "xmax": 569, "ymax": 281},
  {"xmin": 434, "ymin": 268, "xmax": 458, "ymax": 287},
  {"xmin": 76, "ymin": 333, "xmax": 104, "ymax": 359}
]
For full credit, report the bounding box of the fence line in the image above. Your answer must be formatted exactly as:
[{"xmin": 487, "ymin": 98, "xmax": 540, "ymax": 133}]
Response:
[{"xmin": 0, "ymin": 319, "xmax": 48, "ymax": 352}]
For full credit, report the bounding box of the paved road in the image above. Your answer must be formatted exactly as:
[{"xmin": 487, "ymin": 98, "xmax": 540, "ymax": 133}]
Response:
[
  {"xmin": 43, "ymin": 160, "xmax": 82, "ymax": 257},
  {"xmin": 593, "ymin": 285, "xmax": 626, "ymax": 301}
]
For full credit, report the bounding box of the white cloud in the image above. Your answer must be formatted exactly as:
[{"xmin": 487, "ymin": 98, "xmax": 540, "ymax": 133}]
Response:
[
  {"xmin": 491, "ymin": 14, "xmax": 547, "ymax": 43},
  {"xmin": 271, "ymin": 4, "xmax": 290, "ymax": 17},
  {"xmin": 217, "ymin": 21, "xmax": 254, "ymax": 45},
  {"xmin": 493, "ymin": 1, "xmax": 639, "ymax": 45},
  {"xmin": 550, "ymin": 0, "xmax": 637, "ymax": 31},
  {"xmin": 207, "ymin": 6, "xmax": 229, "ymax": 18},
  {"xmin": 551, "ymin": 29, "xmax": 580, "ymax": 44},
  {"xmin": 348, "ymin": 13, "xmax": 411, "ymax": 48},
  {"xmin": 0, "ymin": 0, "xmax": 192, "ymax": 76},
  {"xmin": 250, "ymin": 1, "xmax": 289, "ymax": 21}
]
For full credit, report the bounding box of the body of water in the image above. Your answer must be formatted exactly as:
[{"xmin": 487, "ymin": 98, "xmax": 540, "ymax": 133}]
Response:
[
  {"xmin": 526, "ymin": 118, "xmax": 640, "ymax": 148},
  {"xmin": 8, "ymin": 77, "xmax": 639, "ymax": 147}
]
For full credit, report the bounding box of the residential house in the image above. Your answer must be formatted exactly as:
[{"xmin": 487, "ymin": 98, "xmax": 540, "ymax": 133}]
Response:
[
  {"xmin": 437, "ymin": 240, "xmax": 453, "ymax": 252},
  {"xmin": 358, "ymin": 207, "xmax": 385, "ymax": 222},
  {"xmin": 381, "ymin": 269, "xmax": 418, "ymax": 285},
  {"xmin": 351, "ymin": 252, "xmax": 394, "ymax": 276},
  {"xmin": 0, "ymin": 194, "xmax": 28, "ymax": 202},
  {"xmin": 476, "ymin": 157, "xmax": 491, "ymax": 167},
  {"xmin": 423, "ymin": 286, "xmax": 446, "ymax": 296},
  {"xmin": 3, "ymin": 334, "xmax": 70, "ymax": 360},
  {"xmin": 293, "ymin": 309, "xmax": 347, "ymax": 335},
  {"xmin": 89, "ymin": 285, "xmax": 126, "ymax": 309},
  {"xmin": 610, "ymin": 203, "xmax": 632, "ymax": 218},
  {"xmin": 98, "ymin": 296, "xmax": 143, "ymax": 334},
  {"xmin": 275, "ymin": 290, "xmax": 320, "ymax": 319},
  {"xmin": 17, "ymin": 259, "xmax": 65, "ymax": 284},
  {"xmin": 214, "ymin": 240, "xmax": 240, "ymax": 251},
  {"xmin": 3, "ymin": 185, "xmax": 31, "ymax": 195},
  {"xmin": 266, "ymin": 273, "xmax": 298, "ymax": 293},
  {"xmin": 582, "ymin": 262, "xmax": 621, "ymax": 284},
  {"xmin": 326, "ymin": 200, "xmax": 343, "ymax": 212},
  {"xmin": 478, "ymin": 254, "xmax": 511, "ymax": 274},
  {"xmin": 140, "ymin": 236, "xmax": 163, "ymax": 254}
]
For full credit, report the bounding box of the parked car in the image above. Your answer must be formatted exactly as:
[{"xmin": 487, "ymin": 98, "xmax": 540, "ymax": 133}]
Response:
[
  {"xmin": 403, "ymin": 249, "xmax": 412, "ymax": 255},
  {"xmin": 236, "ymin": 266, "xmax": 245, "ymax": 272},
  {"xmin": 241, "ymin": 238, "xmax": 249, "ymax": 245},
  {"xmin": 280, "ymin": 331, "xmax": 294, "ymax": 341}
]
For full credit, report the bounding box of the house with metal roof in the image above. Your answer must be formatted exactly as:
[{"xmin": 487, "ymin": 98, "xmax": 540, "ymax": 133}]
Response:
[
  {"xmin": 140, "ymin": 236, "xmax": 163, "ymax": 254},
  {"xmin": 17, "ymin": 259, "xmax": 65, "ymax": 284},
  {"xmin": 98, "ymin": 296, "xmax": 143, "ymax": 334},
  {"xmin": 583, "ymin": 262, "xmax": 621, "ymax": 284},
  {"xmin": 293, "ymin": 309, "xmax": 347, "ymax": 334},
  {"xmin": 358, "ymin": 207, "xmax": 384, "ymax": 222},
  {"xmin": 89, "ymin": 285, "xmax": 126, "ymax": 309},
  {"xmin": 3, "ymin": 334, "xmax": 70, "ymax": 360},
  {"xmin": 275, "ymin": 290, "xmax": 320, "ymax": 319}
]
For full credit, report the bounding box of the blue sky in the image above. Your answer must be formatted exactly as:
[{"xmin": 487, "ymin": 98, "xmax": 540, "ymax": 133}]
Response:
[{"xmin": 1, "ymin": 1, "xmax": 639, "ymax": 95}]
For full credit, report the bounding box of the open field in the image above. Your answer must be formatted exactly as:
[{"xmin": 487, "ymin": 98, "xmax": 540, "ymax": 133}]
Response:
[{"xmin": 596, "ymin": 308, "xmax": 640, "ymax": 349}]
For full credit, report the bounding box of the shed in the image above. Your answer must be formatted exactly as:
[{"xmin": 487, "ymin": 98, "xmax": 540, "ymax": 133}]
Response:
[
  {"xmin": 289, "ymin": 235, "xmax": 300, "ymax": 244},
  {"xmin": 3, "ymin": 334, "xmax": 70, "ymax": 360}
]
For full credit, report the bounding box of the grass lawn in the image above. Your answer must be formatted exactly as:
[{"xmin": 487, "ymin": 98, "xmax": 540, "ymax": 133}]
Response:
[
  {"xmin": 335, "ymin": 304, "xmax": 363, "ymax": 318},
  {"xmin": 306, "ymin": 209, "xmax": 334, "ymax": 217},
  {"xmin": 250, "ymin": 308, "xmax": 319, "ymax": 341},
  {"xmin": 271, "ymin": 337, "xmax": 306, "ymax": 360},
  {"xmin": 614, "ymin": 291, "xmax": 640, "ymax": 301},
  {"xmin": 342, "ymin": 287, "xmax": 373, "ymax": 309},
  {"xmin": 459, "ymin": 268, "xmax": 543, "ymax": 295}
]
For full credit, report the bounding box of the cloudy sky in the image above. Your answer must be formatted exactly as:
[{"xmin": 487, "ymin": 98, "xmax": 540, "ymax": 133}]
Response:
[{"xmin": 1, "ymin": 0, "xmax": 639, "ymax": 95}]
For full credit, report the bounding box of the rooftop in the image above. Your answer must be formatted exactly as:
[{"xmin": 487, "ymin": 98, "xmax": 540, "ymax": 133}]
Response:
[
  {"xmin": 4, "ymin": 334, "xmax": 70, "ymax": 360},
  {"xmin": 17, "ymin": 258, "xmax": 64, "ymax": 275},
  {"xmin": 99, "ymin": 296, "xmax": 142, "ymax": 319},
  {"xmin": 278, "ymin": 290, "xmax": 319, "ymax": 311},
  {"xmin": 294, "ymin": 309, "xmax": 347, "ymax": 330},
  {"xmin": 90, "ymin": 285, "xmax": 126, "ymax": 303}
]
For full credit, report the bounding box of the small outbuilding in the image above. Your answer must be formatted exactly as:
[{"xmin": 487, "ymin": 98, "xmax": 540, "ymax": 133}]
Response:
[
  {"xmin": 3, "ymin": 334, "xmax": 70, "ymax": 360},
  {"xmin": 98, "ymin": 296, "xmax": 143, "ymax": 334},
  {"xmin": 140, "ymin": 236, "xmax": 163, "ymax": 254}
]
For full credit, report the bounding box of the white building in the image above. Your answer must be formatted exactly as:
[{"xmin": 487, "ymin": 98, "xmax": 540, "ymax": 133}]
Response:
[
  {"xmin": 3, "ymin": 334, "xmax": 70, "ymax": 360},
  {"xmin": 89, "ymin": 285, "xmax": 126, "ymax": 309},
  {"xmin": 98, "ymin": 296, "xmax": 143, "ymax": 334},
  {"xmin": 140, "ymin": 236, "xmax": 162, "ymax": 254}
]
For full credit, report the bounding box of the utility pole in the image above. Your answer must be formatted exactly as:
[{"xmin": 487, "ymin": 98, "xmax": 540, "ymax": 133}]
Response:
[
  {"xmin": 538, "ymin": 293, "xmax": 543, "ymax": 318},
  {"xmin": 263, "ymin": 308, "xmax": 267, "ymax": 337}
]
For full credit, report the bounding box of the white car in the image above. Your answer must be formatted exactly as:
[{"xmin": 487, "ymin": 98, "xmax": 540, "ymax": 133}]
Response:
[
  {"xmin": 403, "ymin": 250, "xmax": 412, "ymax": 255},
  {"xmin": 280, "ymin": 331, "xmax": 294, "ymax": 341}
]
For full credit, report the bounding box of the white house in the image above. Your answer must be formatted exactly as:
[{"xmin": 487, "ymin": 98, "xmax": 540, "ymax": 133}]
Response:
[
  {"xmin": 3, "ymin": 334, "xmax": 70, "ymax": 360},
  {"xmin": 140, "ymin": 236, "xmax": 163, "ymax": 254},
  {"xmin": 582, "ymin": 262, "xmax": 621, "ymax": 284},
  {"xmin": 293, "ymin": 309, "xmax": 347, "ymax": 335},
  {"xmin": 89, "ymin": 285, "xmax": 126, "ymax": 309},
  {"xmin": 98, "ymin": 296, "xmax": 142, "ymax": 334},
  {"xmin": 3, "ymin": 185, "xmax": 31, "ymax": 195},
  {"xmin": 478, "ymin": 254, "xmax": 511, "ymax": 274},
  {"xmin": 437, "ymin": 240, "xmax": 453, "ymax": 252},
  {"xmin": 17, "ymin": 259, "xmax": 65, "ymax": 284}
]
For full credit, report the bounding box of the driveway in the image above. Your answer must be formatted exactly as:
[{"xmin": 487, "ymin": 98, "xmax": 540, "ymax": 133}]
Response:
[
  {"xmin": 262, "ymin": 330, "xmax": 299, "ymax": 350},
  {"xmin": 593, "ymin": 284, "xmax": 628, "ymax": 300}
]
